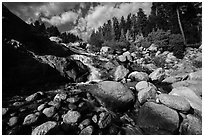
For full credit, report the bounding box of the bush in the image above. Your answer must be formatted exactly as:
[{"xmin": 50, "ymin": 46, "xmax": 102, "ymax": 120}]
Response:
[
  {"xmin": 147, "ymin": 29, "xmax": 171, "ymax": 50},
  {"xmin": 169, "ymin": 34, "xmax": 185, "ymax": 59}
]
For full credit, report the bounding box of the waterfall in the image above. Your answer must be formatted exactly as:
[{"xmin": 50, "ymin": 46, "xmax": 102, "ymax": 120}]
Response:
[{"xmin": 71, "ymin": 55, "xmax": 102, "ymax": 83}]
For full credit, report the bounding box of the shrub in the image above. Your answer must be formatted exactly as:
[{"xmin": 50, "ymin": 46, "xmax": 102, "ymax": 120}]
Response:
[
  {"xmin": 147, "ymin": 29, "xmax": 171, "ymax": 50},
  {"xmin": 169, "ymin": 34, "xmax": 185, "ymax": 59}
]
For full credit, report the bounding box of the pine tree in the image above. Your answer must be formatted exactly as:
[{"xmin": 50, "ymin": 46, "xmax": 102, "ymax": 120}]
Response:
[{"xmin": 112, "ymin": 17, "xmax": 120, "ymax": 41}]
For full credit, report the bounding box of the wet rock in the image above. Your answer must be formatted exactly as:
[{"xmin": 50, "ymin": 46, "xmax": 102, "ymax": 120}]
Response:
[
  {"xmin": 31, "ymin": 121, "xmax": 57, "ymax": 135},
  {"xmin": 158, "ymin": 94, "xmax": 191, "ymax": 112},
  {"xmin": 2, "ymin": 108, "xmax": 9, "ymax": 116},
  {"xmin": 98, "ymin": 112, "xmax": 112, "ymax": 129},
  {"xmin": 63, "ymin": 110, "xmax": 81, "ymax": 125},
  {"xmin": 53, "ymin": 92, "xmax": 67, "ymax": 102},
  {"xmin": 23, "ymin": 113, "xmax": 39, "ymax": 125},
  {"xmin": 37, "ymin": 103, "xmax": 46, "ymax": 111},
  {"xmin": 169, "ymin": 86, "xmax": 202, "ymax": 113},
  {"xmin": 25, "ymin": 91, "xmax": 43, "ymax": 102},
  {"xmin": 149, "ymin": 68, "xmax": 166, "ymax": 81},
  {"xmin": 79, "ymin": 125, "xmax": 94, "ymax": 135},
  {"xmin": 128, "ymin": 71, "xmax": 149, "ymax": 82},
  {"xmin": 92, "ymin": 115, "xmax": 98, "ymax": 123},
  {"xmin": 8, "ymin": 116, "xmax": 18, "ymax": 127},
  {"xmin": 114, "ymin": 65, "xmax": 129, "ymax": 81},
  {"xmin": 137, "ymin": 102, "xmax": 179, "ymax": 134},
  {"xmin": 43, "ymin": 106, "xmax": 56, "ymax": 118},
  {"xmin": 80, "ymin": 81, "xmax": 135, "ymax": 111},
  {"xmin": 13, "ymin": 101, "xmax": 25, "ymax": 107},
  {"xmin": 135, "ymin": 81, "xmax": 157, "ymax": 104},
  {"xmin": 179, "ymin": 114, "xmax": 202, "ymax": 135},
  {"xmin": 48, "ymin": 101, "xmax": 61, "ymax": 109},
  {"xmin": 78, "ymin": 119, "xmax": 91, "ymax": 130}
]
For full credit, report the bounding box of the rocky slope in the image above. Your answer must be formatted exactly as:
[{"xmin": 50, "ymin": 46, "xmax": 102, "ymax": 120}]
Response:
[{"xmin": 2, "ymin": 5, "xmax": 202, "ymax": 135}]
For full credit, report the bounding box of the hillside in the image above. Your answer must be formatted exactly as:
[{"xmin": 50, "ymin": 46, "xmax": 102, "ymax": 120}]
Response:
[{"xmin": 2, "ymin": 4, "xmax": 202, "ymax": 135}]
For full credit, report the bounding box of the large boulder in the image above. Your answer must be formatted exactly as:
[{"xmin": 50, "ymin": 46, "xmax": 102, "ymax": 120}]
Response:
[
  {"xmin": 148, "ymin": 44, "xmax": 157, "ymax": 52},
  {"xmin": 135, "ymin": 81, "xmax": 157, "ymax": 104},
  {"xmin": 114, "ymin": 65, "xmax": 129, "ymax": 81},
  {"xmin": 79, "ymin": 81, "xmax": 135, "ymax": 111},
  {"xmin": 128, "ymin": 71, "xmax": 149, "ymax": 82},
  {"xmin": 179, "ymin": 114, "xmax": 202, "ymax": 135},
  {"xmin": 32, "ymin": 121, "xmax": 57, "ymax": 135},
  {"xmin": 157, "ymin": 94, "xmax": 191, "ymax": 112},
  {"xmin": 169, "ymin": 87, "xmax": 202, "ymax": 113},
  {"xmin": 137, "ymin": 102, "xmax": 179, "ymax": 134}
]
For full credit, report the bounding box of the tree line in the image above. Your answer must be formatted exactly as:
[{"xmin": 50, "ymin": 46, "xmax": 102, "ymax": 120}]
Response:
[{"xmin": 88, "ymin": 2, "xmax": 202, "ymax": 52}]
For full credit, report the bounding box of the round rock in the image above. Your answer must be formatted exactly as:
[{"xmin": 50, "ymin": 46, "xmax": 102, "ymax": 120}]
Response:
[
  {"xmin": 137, "ymin": 102, "xmax": 179, "ymax": 134},
  {"xmin": 158, "ymin": 94, "xmax": 191, "ymax": 112},
  {"xmin": 128, "ymin": 71, "xmax": 149, "ymax": 82},
  {"xmin": 31, "ymin": 121, "xmax": 57, "ymax": 135},
  {"xmin": 43, "ymin": 107, "xmax": 56, "ymax": 118},
  {"xmin": 63, "ymin": 110, "xmax": 81, "ymax": 125},
  {"xmin": 23, "ymin": 113, "xmax": 39, "ymax": 125}
]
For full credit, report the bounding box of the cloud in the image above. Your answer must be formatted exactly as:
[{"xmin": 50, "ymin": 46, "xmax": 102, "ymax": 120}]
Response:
[
  {"xmin": 3, "ymin": 2, "xmax": 81, "ymax": 21},
  {"xmin": 41, "ymin": 11, "xmax": 79, "ymax": 26},
  {"xmin": 85, "ymin": 2, "xmax": 152, "ymax": 31},
  {"xmin": 70, "ymin": 2, "xmax": 152, "ymax": 41}
]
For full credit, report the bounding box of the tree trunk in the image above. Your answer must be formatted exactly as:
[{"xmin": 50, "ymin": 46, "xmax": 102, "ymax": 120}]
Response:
[{"xmin": 176, "ymin": 7, "xmax": 187, "ymax": 45}]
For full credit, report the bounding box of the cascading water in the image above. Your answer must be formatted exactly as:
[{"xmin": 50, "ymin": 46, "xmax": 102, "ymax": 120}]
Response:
[{"xmin": 71, "ymin": 54, "xmax": 102, "ymax": 83}]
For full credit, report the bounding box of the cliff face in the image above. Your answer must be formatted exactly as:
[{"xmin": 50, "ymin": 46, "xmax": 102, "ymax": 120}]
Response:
[{"xmin": 2, "ymin": 5, "xmax": 90, "ymax": 97}]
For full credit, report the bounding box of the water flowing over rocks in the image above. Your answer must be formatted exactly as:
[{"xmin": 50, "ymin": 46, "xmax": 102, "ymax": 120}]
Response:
[{"xmin": 2, "ymin": 4, "xmax": 202, "ymax": 135}]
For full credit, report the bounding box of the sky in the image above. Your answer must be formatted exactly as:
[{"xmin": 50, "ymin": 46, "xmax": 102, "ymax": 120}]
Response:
[{"xmin": 3, "ymin": 2, "xmax": 152, "ymax": 40}]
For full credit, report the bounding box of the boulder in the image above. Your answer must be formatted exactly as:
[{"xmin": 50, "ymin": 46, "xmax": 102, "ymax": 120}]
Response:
[
  {"xmin": 135, "ymin": 81, "xmax": 157, "ymax": 104},
  {"xmin": 149, "ymin": 68, "xmax": 166, "ymax": 81},
  {"xmin": 53, "ymin": 92, "xmax": 67, "ymax": 103},
  {"xmin": 79, "ymin": 125, "xmax": 94, "ymax": 135},
  {"xmin": 137, "ymin": 102, "xmax": 179, "ymax": 134},
  {"xmin": 157, "ymin": 94, "xmax": 191, "ymax": 112},
  {"xmin": 25, "ymin": 91, "xmax": 43, "ymax": 102},
  {"xmin": 23, "ymin": 113, "xmax": 39, "ymax": 125},
  {"xmin": 114, "ymin": 65, "xmax": 129, "ymax": 81},
  {"xmin": 32, "ymin": 121, "xmax": 57, "ymax": 135},
  {"xmin": 8, "ymin": 116, "xmax": 18, "ymax": 127},
  {"xmin": 169, "ymin": 87, "xmax": 202, "ymax": 113},
  {"xmin": 79, "ymin": 81, "xmax": 135, "ymax": 111},
  {"xmin": 2, "ymin": 108, "xmax": 9, "ymax": 116},
  {"xmin": 43, "ymin": 107, "xmax": 56, "ymax": 118},
  {"xmin": 63, "ymin": 110, "xmax": 81, "ymax": 125},
  {"xmin": 180, "ymin": 114, "xmax": 202, "ymax": 135},
  {"xmin": 118, "ymin": 55, "xmax": 126, "ymax": 62},
  {"xmin": 128, "ymin": 71, "xmax": 149, "ymax": 82}
]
